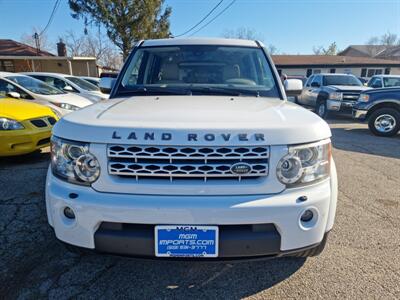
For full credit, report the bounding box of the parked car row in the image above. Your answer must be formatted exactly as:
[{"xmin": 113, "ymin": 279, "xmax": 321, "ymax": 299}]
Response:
[
  {"xmin": 0, "ymin": 72, "xmax": 110, "ymax": 156},
  {"xmin": 290, "ymin": 72, "xmax": 400, "ymax": 137}
]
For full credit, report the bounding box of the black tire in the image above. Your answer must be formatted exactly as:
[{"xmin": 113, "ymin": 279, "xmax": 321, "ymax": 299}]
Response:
[
  {"xmin": 316, "ymin": 101, "xmax": 329, "ymax": 119},
  {"xmin": 368, "ymin": 107, "xmax": 400, "ymax": 137}
]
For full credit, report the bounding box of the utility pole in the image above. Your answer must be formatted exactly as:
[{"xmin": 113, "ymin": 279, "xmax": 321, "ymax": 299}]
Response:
[{"xmin": 33, "ymin": 32, "xmax": 40, "ymax": 55}]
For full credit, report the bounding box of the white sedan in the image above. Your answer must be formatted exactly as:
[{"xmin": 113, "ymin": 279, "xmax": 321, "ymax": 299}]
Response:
[{"xmin": 0, "ymin": 72, "xmax": 92, "ymax": 116}]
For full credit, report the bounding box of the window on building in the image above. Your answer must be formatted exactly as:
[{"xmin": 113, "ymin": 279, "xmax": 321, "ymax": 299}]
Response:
[
  {"xmin": 306, "ymin": 69, "xmax": 312, "ymax": 77},
  {"xmin": 277, "ymin": 69, "xmax": 282, "ymax": 76},
  {"xmin": 0, "ymin": 60, "xmax": 15, "ymax": 72},
  {"xmin": 330, "ymin": 68, "xmax": 336, "ymax": 73},
  {"xmin": 313, "ymin": 69, "xmax": 321, "ymax": 74},
  {"xmin": 384, "ymin": 68, "xmax": 391, "ymax": 75},
  {"xmin": 367, "ymin": 68, "xmax": 384, "ymax": 77},
  {"xmin": 361, "ymin": 68, "xmax": 367, "ymax": 77}
]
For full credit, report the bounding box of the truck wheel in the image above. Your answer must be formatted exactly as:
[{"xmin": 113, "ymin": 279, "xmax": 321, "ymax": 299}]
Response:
[
  {"xmin": 368, "ymin": 108, "xmax": 400, "ymax": 137},
  {"xmin": 316, "ymin": 101, "xmax": 329, "ymax": 119}
]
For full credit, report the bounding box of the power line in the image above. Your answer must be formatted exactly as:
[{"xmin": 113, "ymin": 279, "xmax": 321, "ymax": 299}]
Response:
[
  {"xmin": 174, "ymin": 0, "xmax": 224, "ymax": 37},
  {"xmin": 189, "ymin": 0, "xmax": 236, "ymax": 37},
  {"xmin": 39, "ymin": 0, "xmax": 61, "ymax": 36}
]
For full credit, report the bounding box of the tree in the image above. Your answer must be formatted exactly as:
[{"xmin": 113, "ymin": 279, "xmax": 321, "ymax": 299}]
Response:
[
  {"xmin": 222, "ymin": 27, "xmax": 279, "ymax": 54},
  {"xmin": 366, "ymin": 32, "xmax": 400, "ymax": 46},
  {"xmin": 313, "ymin": 42, "xmax": 339, "ymax": 55},
  {"xmin": 68, "ymin": 0, "xmax": 172, "ymax": 59},
  {"xmin": 61, "ymin": 30, "xmax": 123, "ymax": 70}
]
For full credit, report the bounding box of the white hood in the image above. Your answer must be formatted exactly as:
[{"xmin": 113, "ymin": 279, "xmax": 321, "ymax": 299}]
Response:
[
  {"xmin": 53, "ymin": 96, "xmax": 331, "ymax": 145},
  {"xmin": 37, "ymin": 93, "xmax": 93, "ymax": 107}
]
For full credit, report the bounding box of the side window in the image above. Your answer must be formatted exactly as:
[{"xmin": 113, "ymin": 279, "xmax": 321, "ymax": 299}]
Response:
[
  {"xmin": 305, "ymin": 75, "xmax": 314, "ymax": 87},
  {"xmin": 311, "ymin": 75, "xmax": 322, "ymax": 87},
  {"xmin": 0, "ymin": 79, "xmax": 32, "ymax": 99}
]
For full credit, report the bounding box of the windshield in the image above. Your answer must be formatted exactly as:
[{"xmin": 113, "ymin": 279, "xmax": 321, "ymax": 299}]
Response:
[
  {"xmin": 7, "ymin": 76, "xmax": 65, "ymax": 95},
  {"xmin": 383, "ymin": 77, "xmax": 400, "ymax": 87},
  {"xmin": 323, "ymin": 75, "xmax": 362, "ymax": 86},
  {"xmin": 66, "ymin": 76, "xmax": 100, "ymax": 91},
  {"xmin": 120, "ymin": 45, "xmax": 280, "ymax": 98}
]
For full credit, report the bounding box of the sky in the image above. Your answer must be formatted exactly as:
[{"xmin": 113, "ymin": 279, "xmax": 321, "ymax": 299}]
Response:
[{"xmin": 0, "ymin": 0, "xmax": 399, "ymax": 54}]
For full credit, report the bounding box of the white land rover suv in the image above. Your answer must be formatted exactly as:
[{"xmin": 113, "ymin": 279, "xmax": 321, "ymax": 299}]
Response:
[{"xmin": 46, "ymin": 38, "xmax": 337, "ymax": 259}]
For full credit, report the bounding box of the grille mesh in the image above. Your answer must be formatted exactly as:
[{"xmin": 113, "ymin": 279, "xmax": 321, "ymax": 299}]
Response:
[{"xmin": 108, "ymin": 145, "xmax": 269, "ymax": 182}]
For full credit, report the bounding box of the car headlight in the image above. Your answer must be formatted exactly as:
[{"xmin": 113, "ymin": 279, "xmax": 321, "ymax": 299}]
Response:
[
  {"xmin": 328, "ymin": 92, "xmax": 342, "ymax": 100},
  {"xmin": 358, "ymin": 94, "xmax": 369, "ymax": 102},
  {"xmin": 0, "ymin": 118, "xmax": 24, "ymax": 130},
  {"xmin": 51, "ymin": 102, "xmax": 80, "ymax": 111},
  {"xmin": 277, "ymin": 139, "xmax": 331, "ymax": 187},
  {"xmin": 51, "ymin": 136, "xmax": 100, "ymax": 185}
]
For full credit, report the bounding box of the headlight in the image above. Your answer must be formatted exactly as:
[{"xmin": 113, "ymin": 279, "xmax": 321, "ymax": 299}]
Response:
[
  {"xmin": 51, "ymin": 102, "xmax": 80, "ymax": 111},
  {"xmin": 358, "ymin": 94, "xmax": 369, "ymax": 102},
  {"xmin": 0, "ymin": 118, "xmax": 24, "ymax": 130},
  {"xmin": 277, "ymin": 140, "xmax": 331, "ymax": 187},
  {"xmin": 51, "ymin": 136, "xmax": 100, "ymax": 185},
  {"xmin": 50, "ymin": 108, "xmax": 63, "ymax": 119},
  {"xmin": 328, "ymin": 92, "xmax": 342, "ymax": 100}
]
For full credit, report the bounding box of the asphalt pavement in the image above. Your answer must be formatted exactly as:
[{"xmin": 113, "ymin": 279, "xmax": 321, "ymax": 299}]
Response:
[{"xmin": 0, "ymin": 117, "xmax": 399, "ymax": 299}]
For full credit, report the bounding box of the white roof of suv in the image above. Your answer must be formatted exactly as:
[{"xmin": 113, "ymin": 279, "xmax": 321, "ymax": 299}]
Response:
[{"xmin": 141, "ymin": 38, "xmax": 259, "ymax": 47}]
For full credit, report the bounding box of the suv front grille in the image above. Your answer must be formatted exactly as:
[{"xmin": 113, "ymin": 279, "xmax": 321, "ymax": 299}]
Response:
[{"xmin": 107, "ymin": 145, "xmax": 269, "ymax": 182}]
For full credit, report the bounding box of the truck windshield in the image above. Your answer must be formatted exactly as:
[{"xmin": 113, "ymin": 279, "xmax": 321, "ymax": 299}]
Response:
[
  {"xmin": 323, "ymin": 75, "xmax": 362, "ymax": 86},
  {"xmin": 120, "ymin": 45, "xmax": 280, "ymax": 98}
]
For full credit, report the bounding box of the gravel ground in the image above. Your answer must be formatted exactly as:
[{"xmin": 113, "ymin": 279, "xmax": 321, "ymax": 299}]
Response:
[{"xmin": 0, "ymin": 117, "xmax": 399, "ymax": 299}]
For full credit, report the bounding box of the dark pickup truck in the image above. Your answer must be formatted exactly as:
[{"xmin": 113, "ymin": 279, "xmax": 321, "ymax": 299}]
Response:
[{"xmin": 353, "ymin": 87, "xmax": 400, "ymax": 137}]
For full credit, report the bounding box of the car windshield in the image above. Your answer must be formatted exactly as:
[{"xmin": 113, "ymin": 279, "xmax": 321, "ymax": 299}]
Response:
[
  {"xmin": 323, "ymin": 75, "xmax": 362, "ymax": 86},
  {"xmin": 6, "ymin": 75, "xmax": 65, "ymax": 95},
  {"xmin": 66, "ymin": 76, "xmax": 100, "ymax": 91},
  {"xmin": 383, "ymin": 77, "xmax": 400, "ymax": 87},
  {"xmin": 120, "ymin": 45, "xmax": 280, "ymax": 98}
]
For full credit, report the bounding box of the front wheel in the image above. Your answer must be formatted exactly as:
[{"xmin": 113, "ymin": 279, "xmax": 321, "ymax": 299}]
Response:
[
  {"xmin": 316, "ymin": 101, "xmax": 329, "ymax": 119},
  {"xmin": 368, "ymin": 108, "xmax": 400, "ymax": 137}
]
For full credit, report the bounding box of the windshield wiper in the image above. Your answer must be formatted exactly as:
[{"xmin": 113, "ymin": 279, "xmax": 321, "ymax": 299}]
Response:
[
  {"xmin": 189, "ymin": 86, "xmax": 260, "ymax": 97},
  {"xmin": 119, "ymin": 86, "xmax": 192, "ymax": 96}
]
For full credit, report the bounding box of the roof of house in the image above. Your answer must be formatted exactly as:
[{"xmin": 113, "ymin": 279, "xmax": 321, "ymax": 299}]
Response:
[
  {"xmin": 271, "ymin": 55, "xmax": 400, "ymax": 67},
  {"xmin": 338, "ymin": 45, "xmax": 400, "ymax": 58},
  {"xmin": 0, "ymin": 39, "xmax": 54, "ymax": 57}
]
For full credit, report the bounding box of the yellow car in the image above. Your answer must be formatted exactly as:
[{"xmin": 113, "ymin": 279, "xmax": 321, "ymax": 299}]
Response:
[{"xmin": 0, "ymin": 96, "xmax": 58, "ymax": 156}]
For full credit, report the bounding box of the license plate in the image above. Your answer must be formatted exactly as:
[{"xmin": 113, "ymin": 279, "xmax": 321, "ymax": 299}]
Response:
[{"xmin": 155, "ymin": 225, "xmax": 218, "ymax": 258}]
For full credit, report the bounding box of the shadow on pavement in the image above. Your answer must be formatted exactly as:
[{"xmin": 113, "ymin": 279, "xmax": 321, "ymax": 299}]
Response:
[
  {"xmin": 330, "ymin": 126, "xmax": 400, "ymax": 160},
  {"xmin": 0, "ymin": 149, "xmax": 50, "ymax": 168}
]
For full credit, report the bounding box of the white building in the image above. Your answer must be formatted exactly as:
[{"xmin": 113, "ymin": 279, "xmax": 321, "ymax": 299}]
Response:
[{"xmin": 272, "ymin": 55, "xmax": 400, "ymax": 78}]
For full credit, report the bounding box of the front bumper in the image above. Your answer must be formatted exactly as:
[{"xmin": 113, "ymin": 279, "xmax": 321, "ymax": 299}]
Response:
[
  {"xmin": 326, "ymin": 99, "xmax": 355, "ymax": 113},
  {"xmin": 352, "ymin": 108, "xmax": 368, "ymax": 120},
  {"xmin": 0, "ymin": 127, "xmax": 51, "ymax": 157},
  {"xmin": 46, "ymin": 162, "xmax": 337, "ymax": 258}
]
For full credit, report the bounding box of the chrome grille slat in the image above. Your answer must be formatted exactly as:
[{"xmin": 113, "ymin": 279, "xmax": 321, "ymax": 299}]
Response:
[{"xmin": 107, "ymin": 145, "xmax": 269, "ymax": 182}]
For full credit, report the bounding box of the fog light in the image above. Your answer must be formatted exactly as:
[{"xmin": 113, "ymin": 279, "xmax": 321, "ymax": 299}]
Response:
[
  {"xmin": 300, "ymin": 209, "xmax": 313, "ymax": 222},
  {"xmin": 63, "ymin": 207, "xmax": 75, "ymax": 219}
]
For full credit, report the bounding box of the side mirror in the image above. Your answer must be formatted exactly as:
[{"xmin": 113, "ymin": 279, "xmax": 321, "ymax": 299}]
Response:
[
  {"xmin": 99, "ymin": 77, "xmax": 116, "ymax": 94},
  {"xmin": 63, "ymin": 86, "xmax": 74, "ymax": 92},
  {"xmin": 7, "ymin": 92, "xmax": 21, "ymax": 99},
  {"xmin": 310, "ymin": 81, "xmax": 320, "ymax": 88},
  {"xmin": 284, "ymin": 79, "xmax": 303, "ymax": 97}
]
